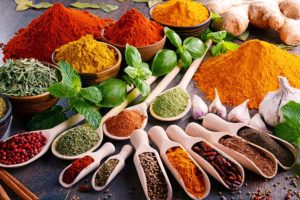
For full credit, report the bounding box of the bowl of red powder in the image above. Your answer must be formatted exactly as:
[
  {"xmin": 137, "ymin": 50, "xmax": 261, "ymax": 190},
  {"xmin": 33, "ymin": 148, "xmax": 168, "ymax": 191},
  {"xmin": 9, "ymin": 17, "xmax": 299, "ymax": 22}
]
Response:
[{"xmin": 102, "ymin": 8, "xmax": 166, "ymax": 61}]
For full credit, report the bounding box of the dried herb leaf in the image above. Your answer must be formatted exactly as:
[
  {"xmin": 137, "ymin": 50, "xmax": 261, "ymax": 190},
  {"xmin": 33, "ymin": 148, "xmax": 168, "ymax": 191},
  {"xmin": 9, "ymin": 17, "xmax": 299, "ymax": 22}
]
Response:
[
  {"xmin": 15, "ymin": 0, "xmax": 33, "ymax": 11},
  {"xmin": 31, "ymin": 2, "xmax": 53, "ymax": 9},
  {"xmin": 131, "ymin": 0, "xmax": 148, "ymax": 2},
  {"xmin": 148, "ymin": 0, "xmax": 162, "ymax": 8},
  {"xmin": 98, "ymin": 3, "xmax": 118, "ymax": 12},
  {"xmin": 70, "ymin": 2, "xmax": 101, "ymax": 9}
]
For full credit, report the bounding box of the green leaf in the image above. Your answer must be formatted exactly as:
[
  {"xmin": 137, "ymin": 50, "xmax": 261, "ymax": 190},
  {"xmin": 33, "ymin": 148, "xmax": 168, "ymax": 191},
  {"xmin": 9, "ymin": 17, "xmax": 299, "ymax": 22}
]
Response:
[
  {"xmin": 124, "ymin": 66, "xmax": 139, "ymax": 79},
  {"xmin": 98, "ymin": 3, "xmax": 118, "ymax": 12},
  {"xmin": 97, "ymin": 78, "xmax": 127, "ymax": 107},
  {"xmin": 200, "ymin": 29, "xmax": 212, "ymax": 41},
  {"xmin": 179, "ymin": 49, "xmax": 192, "ymax": 68},
  {"xmin": 27, "ymin": 105, "xmax": 67, "ymax": 130},
  {"xmin": 69, "ymin": 98, "xmax": 101, "ymax": 129},
  {"xmin": 133, "ymin": 78, "xmax": 150, "ymax": 97},
  {"xmin": 59, "ymin": 61, "xmax": 81, "ymax": 92},
  {"xmin": 80, "ymin": 86, "xmax": 102, "ymax": 104},
  {"xmin": 224, "ymin": 32, "xmax": 236, "ymax": 41},
  {"xmin": 148, "ymin": 0, "xmax": 163, "ymax": 8},
  {"xmin": 131, "ymin": 0, "xmax": 148, "ymax": 2},
  {"xmin": 125, "ymin": 44, "xmax": 142, "ymax": 67},
  {"xmin": 211, "ymin": 12, "xmax": 221, "ymax": 20},
  {"xmin": 183, "ymin": 37, "xmax": 206, "ymax": 59},
  {"xmin": 274, "ymin": 123, "xmax": 300, "ymax": 143},
  {"xmin": 31, "ymin": 2, "xmax": 52, "ymax": 9},
  {"xmin": 151, "ymin": 49, "xmax": 177, "ymax": 76},
  {"xmin": 48, "ymin": 83, "xmax": 78, "ymax": 98},
  {"xmin": 281, "ymin": 101, "xmax": 300, "ymax": 128},
  {"xmin": 16, "ymin": 0, "xmax": 32, "ymax": 11},
  {"xmin": 224, "ymin": 41, "xmax": 239, "ymax": 51},
  {"xmin": 70, "ymin": 2, "xmax": 100, "ymax": 9},
  {"xmin": 236, "ymin": 31, "xmax": 250, "ymax": 41},
  {"xmin": 207, "ymin": 30, "xmax": 227, "ymax": 43},
  {"xmin": 164, "ymin": 27, "xmax": 182, "ymax": 48},
  {"xmin": 211, "ymin": 41, "xmax": 239, "ymax": 56},
  {"xmin": 277, "ymin": 43, "xmax": 295, "ymax": 51},
  {"xmin": 298, "ymin": 137, "xmax": 300, "ymax": 149}
]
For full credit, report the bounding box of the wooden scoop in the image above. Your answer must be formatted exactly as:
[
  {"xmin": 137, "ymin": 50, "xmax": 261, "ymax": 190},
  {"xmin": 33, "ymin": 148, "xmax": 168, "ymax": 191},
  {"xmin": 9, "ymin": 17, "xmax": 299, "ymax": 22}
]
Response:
[
  {"xmin": 166, "ymin": 125, "xmax": 244, "ymax": 190},
  {"xmin": 185, "ymin": 122, "xmax": 278, "ymax": 179},
  {"xmin": 148, "ymin": 126, "xmax": 210, "ymax": 200},
  {"xmin": 130, "ymin": 129, "xmax": 173, "ymax": 200},
  {"xmin": 202, "ymin": 113, "xmax": 298, "ymax": 169}
]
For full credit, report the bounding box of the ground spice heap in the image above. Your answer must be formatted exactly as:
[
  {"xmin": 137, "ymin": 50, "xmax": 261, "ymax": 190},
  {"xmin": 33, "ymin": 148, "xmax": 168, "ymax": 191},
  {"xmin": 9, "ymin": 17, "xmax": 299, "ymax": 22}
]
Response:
[
  {"xmin": 55, "ymin": 35, "xmax": 117, "ymax": 73},
  {"xmin": 0, "ymin": 97, "xmax": 7, "ymax": 118},
  {"xmin": 105, "ymin": 110, "xmax": 145, "ymax": 137},
  {"xmin": 194, "ymin": 39, "xmax": 300, "ymax": 109},
  {"xmin": 3, "ymin": 3, "xmax": 112, "ymax": 63},
  {"xmin": 104, "ymin": 8, "xmax": 164, "ymax": 47},
  {"xmin": 95, "ymin": 158, "xmax": 119, "ymax": 187},
  {"xmin": 151, "ymin": 0, "xmax": 209, "ymax": 27},
  {"xmin": 166, "ymin": 147, "xmax": 206, "ymax": 197}
]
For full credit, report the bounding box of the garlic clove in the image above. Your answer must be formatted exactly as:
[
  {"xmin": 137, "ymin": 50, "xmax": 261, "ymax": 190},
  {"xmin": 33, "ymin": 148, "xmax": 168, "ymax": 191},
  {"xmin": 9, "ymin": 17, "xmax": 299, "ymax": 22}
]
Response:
[
  {"xmin": 192, "ymin": 95, "xmax": 208, "ymax": 119},
  {"xmin": 249, "ymin": 113, "xmax": 269, "ymax": 132},
  {"xmin": 228, "ymin": 99, "xmax": 251, "ymax": 123},
  {"xmin": 209, "ymin": 88, "xmax": 227, "ymax": 119}
]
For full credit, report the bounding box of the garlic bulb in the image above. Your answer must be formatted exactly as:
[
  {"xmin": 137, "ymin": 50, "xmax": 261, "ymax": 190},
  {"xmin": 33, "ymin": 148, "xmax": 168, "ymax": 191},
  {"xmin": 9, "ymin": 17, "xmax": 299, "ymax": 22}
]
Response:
[
  {"xmin": 228, "ymin": 99, "xmax": 251, "ymax": 123},
  {"xmin": 259, "ymin": 76, "xmax": 300, "ymax": 127},
  {"xmin": 192, "ymin": 95, "xmax": 208, "ymax": 119},
  {"xmin": 209, "ymin": 88, "xmax": 227, "ymax": 119},
  {"xmin": 249, "ymin": 113, "xmax": 269, "ymax": 132}
]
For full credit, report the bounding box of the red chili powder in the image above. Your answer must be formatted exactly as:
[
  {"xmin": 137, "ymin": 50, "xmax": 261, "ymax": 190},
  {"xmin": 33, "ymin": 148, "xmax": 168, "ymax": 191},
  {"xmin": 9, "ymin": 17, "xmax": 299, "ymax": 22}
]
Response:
[{"xmin": 2, "ymin": 3, "xmax": 112, "ymax": 63}]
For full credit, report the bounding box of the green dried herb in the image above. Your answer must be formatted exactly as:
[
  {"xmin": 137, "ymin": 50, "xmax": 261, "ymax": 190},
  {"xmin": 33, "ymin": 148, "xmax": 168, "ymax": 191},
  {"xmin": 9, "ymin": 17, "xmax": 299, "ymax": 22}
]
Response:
[
  {"xmin": 55, "ymin": 124, "xmax": 100, "ymax": 156},
  {"xmin": 0, "ymin": 59, "xmax": 59, "ymax": 96},
  {"xmin": 15, "ymin": 0, "xmax": 52, "ymax": 11},
  {"xmin": 70, "ymin": 2, "xmax": 118, "ymax": 12},
  {"xmin": 95, "ymin": 159, "xmax": 119, "ymax": 186}
]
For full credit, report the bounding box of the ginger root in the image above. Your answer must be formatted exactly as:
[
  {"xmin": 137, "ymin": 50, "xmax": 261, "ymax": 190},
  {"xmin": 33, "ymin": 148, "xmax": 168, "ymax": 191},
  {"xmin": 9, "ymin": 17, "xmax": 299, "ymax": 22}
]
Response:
[
  {"xmin": 280, "ymin": 0, "xmax": 300, "ymax": 19},
  {"xmin": 278, "ymin": 18, "xmax": 300, "ymax": 45}
]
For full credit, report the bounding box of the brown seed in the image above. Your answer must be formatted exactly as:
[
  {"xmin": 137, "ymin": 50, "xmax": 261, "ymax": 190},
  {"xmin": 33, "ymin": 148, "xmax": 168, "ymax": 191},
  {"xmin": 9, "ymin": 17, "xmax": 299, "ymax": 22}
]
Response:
[{"xmin": 78, "ymin": 184, "xmax": 91, "ymax": 193}]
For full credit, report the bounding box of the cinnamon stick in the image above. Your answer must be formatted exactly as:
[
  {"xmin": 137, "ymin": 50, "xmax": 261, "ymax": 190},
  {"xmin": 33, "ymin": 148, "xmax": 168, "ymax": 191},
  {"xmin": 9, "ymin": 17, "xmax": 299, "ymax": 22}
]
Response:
[{"xmin": 0, "ymin": 185, "xmax": 10, "ymax": 200}]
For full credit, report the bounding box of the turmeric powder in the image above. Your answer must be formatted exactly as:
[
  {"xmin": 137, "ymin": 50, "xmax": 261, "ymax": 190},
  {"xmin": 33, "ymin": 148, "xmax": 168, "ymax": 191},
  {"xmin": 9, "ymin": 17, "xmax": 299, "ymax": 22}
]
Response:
[
  {"xmin": 55, "ymin": 35, "xmax": 117, "ymax": 73},
  {"xmin": 151, "ymin": 0, "xmax": 209, "ymax": 27},
  {"xmin": 166, "ymin": 146, "xmax": 206, "ymax": 197},
  {"xmin": 194, "ymin": 39, "xmax": 300, "ymax": 109}
]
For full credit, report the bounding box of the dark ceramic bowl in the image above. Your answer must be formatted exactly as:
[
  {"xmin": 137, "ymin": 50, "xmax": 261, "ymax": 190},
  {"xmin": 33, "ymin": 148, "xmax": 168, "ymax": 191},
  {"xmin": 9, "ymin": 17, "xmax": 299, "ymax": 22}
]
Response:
[
  {"xmin": 0, "ymin": 94, "xmax": 12, "ymax": 140},
  {"xmin": 149, "ymin": 2, "xmax": 212, "ymax": 39}
]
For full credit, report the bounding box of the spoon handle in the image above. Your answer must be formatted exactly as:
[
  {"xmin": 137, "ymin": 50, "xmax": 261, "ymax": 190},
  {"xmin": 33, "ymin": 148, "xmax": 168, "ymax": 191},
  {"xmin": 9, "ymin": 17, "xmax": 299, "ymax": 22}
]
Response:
[
  {"xmin": 166, "ymin": 125, "xmax": 191, "ymax": 144},
  {"xmin": 185, "ymin": 122, "xmax": 221, "ymax": 143},
  {"xmin": 94, "ymin": 143, "xmax": 115, "ymax": 161},
  {"xmin": 178, "ymin": 39, "xmax": 212, "ymax": 89},
  {"xmin": 119, "ymin": 145, "xmax": 134, "ymax": 159},
  {"xmin": 202, "ymin": 113, "xmax": 232, "ymax": 133},
  {"xmin": 130, "ymin": 129, "xmax": 150, "ymax": 150},
  {"xmin": 148, "ymin": 126, "xmax": 174, "ymax": 150}
]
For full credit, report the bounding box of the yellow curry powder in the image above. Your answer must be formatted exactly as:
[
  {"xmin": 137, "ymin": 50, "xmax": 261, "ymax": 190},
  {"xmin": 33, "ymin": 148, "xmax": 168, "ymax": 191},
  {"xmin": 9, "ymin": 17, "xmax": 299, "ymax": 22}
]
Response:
[
  {"xmin": 166, "ymin": 146, "xmax": 206, "ymax": 197},
  {"xmin": 194, "ymin": 39, "xmax": 300, "ymax": 109},
  {"xmin": 151, "ymin": 0, "xmax": 209, "ymax": 27},
  {"xmin": 55, "ymin": 35, "xmax": 117, "ymax": 73}
]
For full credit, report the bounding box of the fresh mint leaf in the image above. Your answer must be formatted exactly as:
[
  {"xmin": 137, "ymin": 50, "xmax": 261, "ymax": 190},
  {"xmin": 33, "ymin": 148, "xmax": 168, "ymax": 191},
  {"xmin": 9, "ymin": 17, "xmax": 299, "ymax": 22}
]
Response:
[
  {"xmin": 133, "ymin": 78, "xmax": 150, "ymax": 97},
  {"xmin": 183, "ymin": 37, "xmax": 206, "ymax": 59},
  {"xmin": 151, "ymin": 49, "xmax": 177, "ymax": 76},
  {"xmin": 48, "ymin": 82, "xmax": 78, "ymax": 98},
  {"xmin": 125, "ymin": 44, "xmax": 142, "ymax": 67},
  {"xmin": 274, "ymin": 122, "xmax": 300, "ymax": 142},
  {"xmin": 164, "ymin": 27, "xmax": 182, "ymax": 48},
  {"xmin": 281, "ymin": 101, "xmax": 300, "ymax": 128},
  {"xmin": 80, "ymin": 86, "xmax": 102, "ymax": 104}
]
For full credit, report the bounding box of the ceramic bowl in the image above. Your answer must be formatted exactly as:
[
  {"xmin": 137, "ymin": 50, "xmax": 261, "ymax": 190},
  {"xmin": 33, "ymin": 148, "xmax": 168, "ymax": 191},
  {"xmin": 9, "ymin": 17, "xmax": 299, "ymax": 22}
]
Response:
[
  {"xmin": 0, "ymin": 94, "xmax": 12, "ymax": 140},
  {"xmin": 101, "ymin": 26, "xmax": 166, "ymax": 61},
  {"xmin": 149, "ymin": 2, "xmax": 212, "ymax": 38},
  {"xmin": 4, "ymin": 62, "xmax": 60, "ymax": 118}
]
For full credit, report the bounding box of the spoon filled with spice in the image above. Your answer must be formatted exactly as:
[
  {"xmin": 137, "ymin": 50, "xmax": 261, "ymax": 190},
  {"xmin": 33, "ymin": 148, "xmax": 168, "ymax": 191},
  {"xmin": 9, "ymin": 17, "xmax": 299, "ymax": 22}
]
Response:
[
  {"xmin": 148, "ymin": 126, "xmax": 210, "ymax": 200},
  {"xmin": 92, "ymin": 144, "xmax": 134, "ymax": 191},
  {"xmin": 202, "ymin": 113, "xmax": 298, "ymax": 170},
  {"xmin": 103, "ymin": 66, "xmax": 181, "ymax": 140},
  {"xmin": 185, "ymin": 122, "xmax": 278, "ymax": 179},
  {"xmin": 130, "ymin": 129, "xmax": 173, "ymax": 200},
  {"xmin": 166, "ymin": 125, "xmax": 245, "ymax": 190},
  {"xmin": 0, "ymin": 114, "xmax": 85, "ymax": 168},
  {"xmin": 149, "ymin": 40, "xmax": 212, "ymax": 122},
  {"xmin": 59, "ymin": 142, "xmax": 115, "ymax": 188}
]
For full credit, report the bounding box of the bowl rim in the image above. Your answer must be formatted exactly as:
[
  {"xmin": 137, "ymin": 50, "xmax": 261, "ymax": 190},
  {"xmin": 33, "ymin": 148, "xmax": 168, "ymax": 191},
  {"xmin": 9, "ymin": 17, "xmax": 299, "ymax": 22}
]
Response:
[
  {"xmin": 0, "ymin": 94, "xmax": 12, "ymax": 124},
  {"xmin": 149, "ymin": 1, "xmax": 212, "ymax": 29},
  {"xmin": 52, "ymin": 41, "xmax": 122, "ymax": 76},
  {"xmin": 2, "ymin": 62, "xmax": 60, "ymax": 100},
  {"xmin": 101, "ymin": 23, "xmax": 167, "ymax": 49}
]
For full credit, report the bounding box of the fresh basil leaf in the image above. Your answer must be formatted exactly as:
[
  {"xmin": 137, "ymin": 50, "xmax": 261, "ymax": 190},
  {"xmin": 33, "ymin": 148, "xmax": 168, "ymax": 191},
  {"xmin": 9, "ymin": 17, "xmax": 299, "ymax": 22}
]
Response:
[
  {"xmin": 124, "ymin": 66, "xmax": 139, "ymax": 79},
  {"xmin": 70, "ymin": 2, "xmax": 100, "ymax": 9},
  {"xmin": 97, "ymin": 78, "xmax": 127, "ymax": 107},
  {"xmin": 223, "ymin": 41, "xmax": 239, "ymax": 51},
  {"xmin": 69, "ymin": 98, "xmax": 101, "ymax": 129},
  {"xmin": 31, "ymin": 2, "xmax": 52, "ymax": 9},
  {"xmin": 151, "ymin": 49, "xmax": 177, "ymax": 76},
  {"xmin": 274, "ymin": 122, "xmax": 300, "ymax": 143},
  {"xmin": 80, "ymin": 86, "xmax": 102, "ymax": 104},
  {"xmin": 27, "ymin": 105, "xmax": 67, "ymax": 131},
  {"xmin": 210, "ymin": 17, "xmax": 223, "ymax": 32},
  {"xmin": 224, "ymin": 32, "xmax": 235, "ymax": 41},
  {"xmin": 211, "ymin": 42, "xmax": 225, "ymax": 57},
  {"xmin": 137, "ymin": 64, "xmax": 152, "ymax": 80},
  {"xmin": 125, "ymin": 44, "xmax": 142, "ymax": 67},
  {"xmin": 148, "ymin": 0, "xmax": 163, "ymax": 8},
  {"xmin": 179, "ymin": 50, "xmax": 192, "ymax": 68},
  {"xmin": 211, "ymin": 12, "xmax": 221, "ymax": 20},
  {"xmin": 48, "ymin": 82, "xmax": 78, "ymax": 98},
  {"xmin": 200, "ymin": 29, "xmax": 212, "ymax": 41},
  {"xmin": 207, "ymin": 30, "xmax": 227, "ymax": 43},
  {"xmin": 58, "ymin": 61, "xmax": 81, "ymax": 93},
  {"xmin": 281, "ymin": 101, "xmax": 300, "ymax": 128},
  {"xmin": 133, "ymin": 78, "xmax": 150, "ymax": 97},
  {"xmin": 236, "ymin": 31, "xmax": 250, "ymax": 41},
  {"xmin": 183, "ymin": 37, "xmax": 206, "ymax": 59},
  {"xmin": 98, "ymin": 3, "xmax": 118, "ymax": 12},
  {"xmin": 164, "ymin": 27, "xmax": 182, "ymax": 48},
  {"xmin": 298, "ymin": 137, "xmax": 300, "ymax": 149}
]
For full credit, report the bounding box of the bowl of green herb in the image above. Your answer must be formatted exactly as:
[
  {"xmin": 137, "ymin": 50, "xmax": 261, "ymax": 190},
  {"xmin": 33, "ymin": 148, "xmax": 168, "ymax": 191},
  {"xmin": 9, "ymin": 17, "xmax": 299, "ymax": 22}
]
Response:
[
  {"xmin": 0, "ymin": 59, "xmax": 61, "ymax": 118},
  {"xmin": 0, "ymin": 94, "xmax": 12, "ymax": 140}
]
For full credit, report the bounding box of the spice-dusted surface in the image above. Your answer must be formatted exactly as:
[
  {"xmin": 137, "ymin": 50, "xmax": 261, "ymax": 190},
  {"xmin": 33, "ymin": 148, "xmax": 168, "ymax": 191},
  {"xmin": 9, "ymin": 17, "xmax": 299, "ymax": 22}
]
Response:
[{"xmin": 0, "ymin": 1, "xmax": 300, "ymax": 200}]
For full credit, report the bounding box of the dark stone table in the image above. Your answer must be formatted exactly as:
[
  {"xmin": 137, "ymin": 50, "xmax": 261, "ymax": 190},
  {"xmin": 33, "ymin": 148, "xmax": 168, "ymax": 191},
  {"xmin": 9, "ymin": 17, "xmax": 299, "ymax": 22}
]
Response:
[{"xmin": 0, "ymin": 0, "xmax": 299, "ymax": 200}]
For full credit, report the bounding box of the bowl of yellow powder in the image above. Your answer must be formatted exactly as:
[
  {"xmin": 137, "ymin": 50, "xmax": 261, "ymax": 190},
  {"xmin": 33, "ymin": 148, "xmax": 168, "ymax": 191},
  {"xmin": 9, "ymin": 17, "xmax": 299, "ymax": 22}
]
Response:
[
  {"xmin": 150, "ymin": 0, "xmax": 211, "ymax": 38},
  {"xmin": 0, "ymin": 94, "xmax": 12, "ymax": 140},
  {"xmin": 53, "ymin": 35, "xmax": 122, "ymax": 86}
]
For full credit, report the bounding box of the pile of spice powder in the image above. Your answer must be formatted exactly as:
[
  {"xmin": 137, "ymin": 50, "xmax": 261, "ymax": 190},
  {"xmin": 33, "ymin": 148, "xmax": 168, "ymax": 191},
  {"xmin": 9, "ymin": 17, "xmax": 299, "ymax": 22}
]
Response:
[
  {"xmin": 95, "ymin": 159, "xmax": 119, "ymax": 187},
  {"xmin": 152, "ymin": 87, "xmax": 189, "ymax": 118},
  {"xmin": 55, "ymin": 35, "xmax": 117, "ymax": 73},
  {"xmin": 0, "ymin": 97, "xmax": 7, "ymax": 118},
  {"xmin": 55, "ymin": 124, "xmax": 100, "ymax": 156},
  {"xmin": 151, "ymin": 0, "xmax": 209, "ymax": 27},
  {"xmin": 104, "ymin": 8, "xmax": 164, "ymax": 47},
  {"xmin": 3, "ymin": 3, "xmax": 112, "ymax": 63},
  {"xmin": 166, "ymin": 147, "xmax": 206, "ymax": 197},
  {"xmin": 194, "ymin": 39, "xmax": 300, "ymax": 109},
  {"xmin": 105, "ymin": 110, "xmax": 145, "ymax": 137}
]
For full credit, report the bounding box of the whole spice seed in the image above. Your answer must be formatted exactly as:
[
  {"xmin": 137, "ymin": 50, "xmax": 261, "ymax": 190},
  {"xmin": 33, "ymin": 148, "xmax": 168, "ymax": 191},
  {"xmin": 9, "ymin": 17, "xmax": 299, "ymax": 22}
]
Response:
[
  {"xmin": 139, "ymin": 152, "xmax": 168, "ymax": 200},
  {"xmin": 192, "ymin": 141, "xmax": 243, "ymax": 189},
  {"xmin": 62, "ymin": 156, "xmax": 94, "ymax": 184},
  {"xmin": 55, "ymin": 124, "xmax": 100, "ymax": 156},
  {"xmin": 219, "ymin": 136, "xmax": 276, "ymax": 177},
  {"xmin": 238, "ymin": 127, "xmax": 295, "ymax": 167},
  {"xmin": 0, "ymin": 59, "xmax": 59, "ymax": 96},
  {"xmin": 0, "ymin": 131, "xmax": 47, "ymax": 165},
  {"xmin": 0, "ymin": 97, "xmax": 7, "ymax": 118},
  {"xmin": 95, "ymin": 159, "xmax": 119, "ymax": 187}
]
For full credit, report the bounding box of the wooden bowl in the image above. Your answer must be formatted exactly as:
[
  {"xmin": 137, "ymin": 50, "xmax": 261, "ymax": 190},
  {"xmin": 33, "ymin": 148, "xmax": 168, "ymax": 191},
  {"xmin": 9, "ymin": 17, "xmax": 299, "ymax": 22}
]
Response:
[
  {"xmin": 101, "ymin": 27, "xmax": 166, "ymax": 61},
  {"xmin": 149, "ymin": 2, "xmax": 212, "ymax": 39},
  {"xmin": 52, "ymin": 42, "xmax": 122, "ymax": 86},
  {"xmin": 0, "ymin": 94, "xmax": 12, "ymax": 140},
  {"xmin": 3, "ymin": 62, "xmax": 60, "ymax": 118}
]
